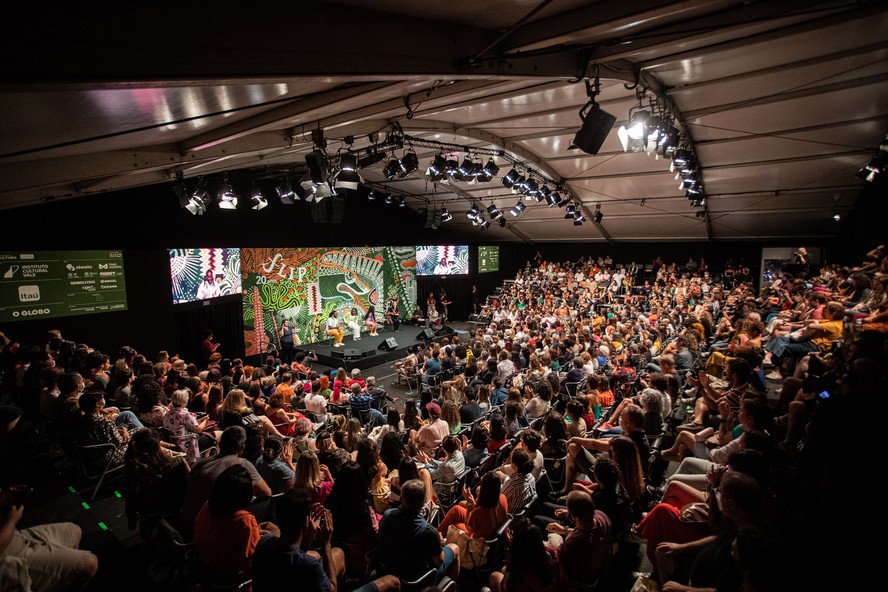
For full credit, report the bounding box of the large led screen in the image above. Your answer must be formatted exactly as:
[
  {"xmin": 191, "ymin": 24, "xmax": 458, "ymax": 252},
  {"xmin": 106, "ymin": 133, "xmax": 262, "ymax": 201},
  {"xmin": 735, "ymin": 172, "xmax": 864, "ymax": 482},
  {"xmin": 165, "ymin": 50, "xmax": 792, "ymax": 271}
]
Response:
[
  {"xmin": 416, "ymin": 245, "xmax": 469, "ymax": 276},
  {"xmin": 0, "ymin": 250, "xmax": 127, "ymax": 323},
  {"xmin": 478, "ymin": 246, "xmax": 499, "ymax": 273},
  {"xmin": 241, "ymin": 247, "xmax": 417, "ymax": 355},
  {"xmin": 169, "ymin": 248, "xmax": 242, "ymax": 304}
]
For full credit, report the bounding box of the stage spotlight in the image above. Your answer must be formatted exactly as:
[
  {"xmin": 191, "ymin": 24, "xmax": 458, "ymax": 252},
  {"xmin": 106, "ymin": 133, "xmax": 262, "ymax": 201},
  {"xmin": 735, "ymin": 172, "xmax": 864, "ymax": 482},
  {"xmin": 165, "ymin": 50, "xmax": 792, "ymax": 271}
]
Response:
[
  {"xmin": 250, "ymin": 185, "xmax": 268, "ymax": 211},
  {"xmin": 511, "ymin": 175, "xmax": 526, "ymax": 194},
  {"xmin": 444, "ymin": 155, "xmax": 460, "ymax": 175},
  {"xmin": 856, "ymin": 162, "xmax": 881, "ymax": 183},
  {"xmin": 383, "ymin": 156, "xmax": 401, "ymax": 181},
  {"xmin": 691, "ymin": 199, "xmax": 706, "ymax": 208},
  {"xmin": 458, "ymin": 156, "xmax": 474, "ymax": 178},
  {"xmin": 524, "ymin": 178, "xmax": 539, "ymax": 197},
  {"xmin": 182, "ymin": 181, "xmax": 211, "ymax": 215},
  {"xmin": 334, "ymin": 153, "xmax": 363, "ymax": 190},
  {"xmin": 502, "ymin": 168, "xmax": 520, "ymax": 188},
  {"xmin": 367, "ymin": 190, "xmax": 377, "ymax": 201},
  {"xmin": 384, "ymin": 193, "xmax": 393, "ymax": 205},
  {"xmin": 618, "ymin": 110, "xmax": 651, "ymax": 152},
  {"xmin": 593, "ymin": 210, "xmax": 603, "ymax": 223},
  {"xmin": 487, "ymin": 204, "xmax": 502, "ymax": 220},
  {"xmin": 545, "ymin": 190, "xmax": 559, "ymax": 207},
  {"xmin": 672, "ymin": 149, "xmax": 692, "ymax": 167},
  {"xmin": 478, "ymin": 218, "xmax": 490, "ymax": 230},
  {"xmin": 564, "ymin": 205, "xmax": 576, "ymax": 219},
  {"xmin": 428, "ymin": 154, "xmax": 447, "ymax": 176},
  {"xmin": 217, "ymin": 174, "xmax": 239, "ymax": 209},
  {"xmin": 833, "ymin": 212, "xmax": 841, "ymax": 222},
  {"xmin": 573, "ymin": 214, "xmax": 585, "ymax": 226},
  {"xmin": 275, "ymin": 178, "xmax": 297, "ymax": 204},
  {"xmin": 398, "ymin": 197, "xmax": 406, "ymax": 208},
  {"xmin": 557, "ymin": 194, "xmax": 570, "ymax": 208},
  {"xmin": 498, "ymin": 217, "xmax": 507, "ymax": 228},
  {"xmin": 467, "ymin": 203, "xmax": 480, "ymax": 219},
  {"xmin": 441, "ymin": 208, "xmax": 452, "ymax": 222},
  {"xmin": 399, "ymin": 150, "xmax": 419, "ymax": 177},
  {"xmin": 510, "ymin": 201, "xmax": 526, "ymax": 217},
  {"xmin": 481, "ymin": 158, "xmax": 500, "ymax": 180}
]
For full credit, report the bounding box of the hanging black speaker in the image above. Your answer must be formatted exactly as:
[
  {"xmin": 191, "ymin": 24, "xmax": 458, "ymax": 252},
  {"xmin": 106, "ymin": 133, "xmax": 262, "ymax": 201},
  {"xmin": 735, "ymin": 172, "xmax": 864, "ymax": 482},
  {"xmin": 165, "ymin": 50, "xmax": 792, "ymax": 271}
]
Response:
[{"xmin": 571, "ymin": 104, "xmax": 617, "ymax": 156}]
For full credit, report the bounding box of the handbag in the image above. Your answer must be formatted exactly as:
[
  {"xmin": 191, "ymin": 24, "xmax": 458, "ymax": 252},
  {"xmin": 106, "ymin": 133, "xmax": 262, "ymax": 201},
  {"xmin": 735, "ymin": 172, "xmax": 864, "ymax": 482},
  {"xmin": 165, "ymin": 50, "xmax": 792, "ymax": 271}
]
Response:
[
  {"xmin": 630, "ymin": 573, "xmax": 660, "ymax": 592},
  {"xmin": 445, "ymin": 524, "xmax": 489, "ymax": 569}
]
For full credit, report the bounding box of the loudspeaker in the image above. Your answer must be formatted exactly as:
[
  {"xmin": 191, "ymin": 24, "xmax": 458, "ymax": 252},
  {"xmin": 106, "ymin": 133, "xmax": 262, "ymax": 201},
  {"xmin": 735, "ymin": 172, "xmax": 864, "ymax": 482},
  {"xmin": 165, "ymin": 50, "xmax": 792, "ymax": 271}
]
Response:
[
  {"xmin": 378, "ymin": 337, "xmax": 398, "ymax": 352},
  {"xmin": 570, "ymin": 104, "xmax": 617, "ymax": 156},
  {"xmin": 344, "ymin": 348, "xmax": 362, "ymax": 360},
  {"xmin": 419, "ymin": 328, "xmax": 436, "ymax": 341},
  {"xmin": 435, "ymin": 324, "xmax": 454, "ymax": 336},
  {"xmin": 331, "ymin": 350, "xmax": 344, "ymax": 359}
]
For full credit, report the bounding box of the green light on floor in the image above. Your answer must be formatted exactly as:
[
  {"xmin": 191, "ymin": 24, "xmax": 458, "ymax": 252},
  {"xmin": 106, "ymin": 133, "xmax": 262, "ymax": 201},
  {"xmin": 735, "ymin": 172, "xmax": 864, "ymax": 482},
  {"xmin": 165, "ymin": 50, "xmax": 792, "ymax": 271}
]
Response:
[
  {"xmin": 68, "ymin": 486, "xmax": 76, "ymax": 493},
  {"xmin": 98, "ymin": 522, "xmax": 108, "ymax": 531},
  {"xmin": 114, "ymin": 491, "xmax": 122, "ymax": 498},
  {"xmin": 81, "ymin": 502, "xmax": 90, "ymax": 510}
]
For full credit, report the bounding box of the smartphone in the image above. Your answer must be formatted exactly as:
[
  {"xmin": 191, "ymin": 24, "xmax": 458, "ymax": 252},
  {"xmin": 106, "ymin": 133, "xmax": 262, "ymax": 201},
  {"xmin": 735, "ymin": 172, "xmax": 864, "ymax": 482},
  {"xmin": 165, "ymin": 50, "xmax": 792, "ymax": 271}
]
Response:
[{"xmin": 818, "ymin": 390, "xmax": 830, "ymax": 400}]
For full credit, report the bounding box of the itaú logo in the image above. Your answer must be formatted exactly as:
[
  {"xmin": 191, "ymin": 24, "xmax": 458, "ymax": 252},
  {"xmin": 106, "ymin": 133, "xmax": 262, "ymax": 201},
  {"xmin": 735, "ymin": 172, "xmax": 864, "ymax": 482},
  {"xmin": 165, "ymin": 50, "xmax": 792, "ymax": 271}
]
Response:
[{"xmin": 18, "ymin": 285, "xmax": 40, "ymax": 302}]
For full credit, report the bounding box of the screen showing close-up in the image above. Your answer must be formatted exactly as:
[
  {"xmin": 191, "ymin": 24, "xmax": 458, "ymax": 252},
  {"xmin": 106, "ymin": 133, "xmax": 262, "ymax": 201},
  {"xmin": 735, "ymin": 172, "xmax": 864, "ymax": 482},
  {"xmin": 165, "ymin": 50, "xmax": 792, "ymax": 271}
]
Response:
[
  {"xmin": 416, "ymin": 245, "xmax": 469, "ymax": 276},
  {"xmin": 169, "ymin": 248, "xmax": 242, "ymax": 304},
  {"xmin": 0, "ymin": 250, "xmax": 127, "ymax": 323},
  {"xmin": 478, "ymin": 245, "xmax": 499, "ymax": 273}
]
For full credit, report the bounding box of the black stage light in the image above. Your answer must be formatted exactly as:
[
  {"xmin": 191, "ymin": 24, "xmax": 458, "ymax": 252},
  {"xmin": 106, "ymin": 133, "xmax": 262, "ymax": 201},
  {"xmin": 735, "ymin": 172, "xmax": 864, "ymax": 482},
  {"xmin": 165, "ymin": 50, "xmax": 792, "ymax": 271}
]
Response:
[
  {"xmin": 510, "ymin": 201, "xmax": 526, "ymax": 217},
  {"xmin": 383, "ymin": 157, "xmax": 401, "ymax": 181},
  {"xmin": 250, "ymin": 185, "xmax": 268, "ymax": 210},
  {"xmin": 441, "ymin": 208, "xmax": 452, "ymax": 222},
  {"xmin": 593, "ymin": 210, "xmax": 603, "ymax": 224},
  {"xmin": 217, "ymin": 174, "xmax": 239, "ymax": 210},
  {"xmin": 487, "ymin": 204, "xmax": 502, "ymax": 220},
  {"xmin": 305, "ymin": 151, "xmax": 329, "ymax": 184},
  {"xmin": 275, "ymin": 178, "xmax": 297, "ymax": 204},
  {"xmin": 564, "ymin": 205, "xmax": 576, "ymax": 219},
  {"xmin": 399, "ymin": 150, "xmax": 419, "ymax": 177},
  {"xmin": 501, "ymin": 168, "xmax": 520, "ymax": 188}
]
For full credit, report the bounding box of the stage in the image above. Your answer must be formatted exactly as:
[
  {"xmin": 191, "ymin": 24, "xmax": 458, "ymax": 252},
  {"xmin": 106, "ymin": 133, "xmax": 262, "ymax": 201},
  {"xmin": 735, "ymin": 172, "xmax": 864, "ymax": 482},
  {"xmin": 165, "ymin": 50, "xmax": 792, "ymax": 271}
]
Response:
[{"xmin": 294, "ymin": 323, "xmax": 457, "ymax": 372}]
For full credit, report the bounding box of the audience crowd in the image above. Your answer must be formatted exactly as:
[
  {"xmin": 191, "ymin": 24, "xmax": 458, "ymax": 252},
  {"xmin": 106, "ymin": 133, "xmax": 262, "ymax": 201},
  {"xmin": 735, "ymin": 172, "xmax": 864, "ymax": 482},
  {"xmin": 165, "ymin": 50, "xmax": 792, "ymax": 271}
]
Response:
[{"xmin": 1, "ymin": 246, "xmax": 885, "ymax": 591}]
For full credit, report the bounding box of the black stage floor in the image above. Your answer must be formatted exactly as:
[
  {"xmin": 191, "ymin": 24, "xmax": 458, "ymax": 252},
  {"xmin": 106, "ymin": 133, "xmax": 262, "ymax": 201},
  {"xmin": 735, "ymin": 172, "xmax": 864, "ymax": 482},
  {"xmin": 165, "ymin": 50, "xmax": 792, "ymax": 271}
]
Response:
[{"xmin": 297, "ymin": 323, "xmax": 455, "ymax": 372}]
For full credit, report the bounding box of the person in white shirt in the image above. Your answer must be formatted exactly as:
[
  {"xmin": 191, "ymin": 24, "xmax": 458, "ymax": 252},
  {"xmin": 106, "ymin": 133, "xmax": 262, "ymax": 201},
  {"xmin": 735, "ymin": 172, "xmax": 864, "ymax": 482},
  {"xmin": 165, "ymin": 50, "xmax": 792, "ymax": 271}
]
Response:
[
  {"xmin": 196, "ymin": 270, "xmax": 220, "ymax": 300},
  {"xmin": 326, "ymin": 311, "xmax": 344, "ymax": 346},
  {"xmin": 432, "ymin": 258, "xmax": 451, "ymax": 275},
  {"xmin": 304, "ymin": 382, "xmax": 328, "ymax": 420},
  {"xmin": 344, "ymin": 307, "xmax": 362, "ymax": 341}
]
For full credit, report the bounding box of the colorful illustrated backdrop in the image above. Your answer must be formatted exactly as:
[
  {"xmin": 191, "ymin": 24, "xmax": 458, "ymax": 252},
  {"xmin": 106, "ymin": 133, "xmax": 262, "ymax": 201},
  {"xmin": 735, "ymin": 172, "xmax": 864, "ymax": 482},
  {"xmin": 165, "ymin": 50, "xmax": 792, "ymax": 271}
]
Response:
[
  {"xmin": 241, "ymin": 247, "xmax": 416, "ymax": 355},
  {"xmin": 169, "ymin": 248, "xmax": 241, "ymax": 304},
  {"xmin": 416, "ymin": 245, "xmax": 469, "ymax": 276}
]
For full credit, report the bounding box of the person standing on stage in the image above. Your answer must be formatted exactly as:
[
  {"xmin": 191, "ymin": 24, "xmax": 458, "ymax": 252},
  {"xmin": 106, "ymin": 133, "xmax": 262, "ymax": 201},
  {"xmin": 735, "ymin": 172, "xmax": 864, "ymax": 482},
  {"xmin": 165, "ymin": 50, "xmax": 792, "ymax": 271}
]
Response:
[
  {"xmin": 440, "ymin": 291, "xmax": 451, "ymax": 323},
  {"xmin": 202, "ymin": 329, "xmax": 220, "ymax": 367},
  {"xmin": 387, "ymin": 296, "xmax": 401, "ymax": 333},
  {"xmin": 344, "ymin": 307, "xmax": 362, "ymax": 342},
  {"xmin": 278, "ymin": 319, "xmax": 295, "ymax": 365},
  {"xmin": 326, "ymin": 311, "xmax": 344, "ymax": 347},
  {"xmin": 365, "ymin": 305, "xmax": 379, "ymax": 337}
]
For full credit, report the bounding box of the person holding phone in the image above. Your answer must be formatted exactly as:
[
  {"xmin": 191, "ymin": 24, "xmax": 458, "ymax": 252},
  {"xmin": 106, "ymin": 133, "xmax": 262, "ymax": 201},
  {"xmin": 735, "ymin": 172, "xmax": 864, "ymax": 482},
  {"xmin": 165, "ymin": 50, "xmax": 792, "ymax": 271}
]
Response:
[{"xmin": 0, "ymin": 485, "xmax": 99, "ymax": 590}]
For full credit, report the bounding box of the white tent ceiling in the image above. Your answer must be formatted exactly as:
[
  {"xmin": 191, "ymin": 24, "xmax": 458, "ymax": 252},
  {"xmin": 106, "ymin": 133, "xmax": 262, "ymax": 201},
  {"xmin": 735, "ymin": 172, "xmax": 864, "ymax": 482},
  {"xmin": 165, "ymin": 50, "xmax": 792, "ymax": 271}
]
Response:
[{"xmin": 1, "ymin": 0, "xmax": 885, "ymax": 243}]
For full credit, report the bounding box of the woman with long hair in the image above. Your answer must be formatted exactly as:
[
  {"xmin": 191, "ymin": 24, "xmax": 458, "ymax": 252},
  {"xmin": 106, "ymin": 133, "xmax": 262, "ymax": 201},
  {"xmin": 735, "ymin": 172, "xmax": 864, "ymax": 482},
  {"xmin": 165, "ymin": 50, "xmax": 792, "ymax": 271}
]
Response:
[
  {"xmin": 324, "ymin": 462, "xmax": 378, "ymax": 574},
  {"xmin": 343, "ymin": 417, "xmax": 363, "ymax": 453},
  {"xmin": 489, "ymin": 516, "xmax": 566, "ymax": 592},
  {"xmin": 263, "ymin": 392, "xmax": 300, "ymax": 436},
  {"xmin": 437, "ymin": 472, "xmax": 509, "ymax": 540},
  {"xmin": 442, "ymin": 400, "xmax": 462, "ymax": 435},
  {"xmin": 610, "ymin": 436, "xmax": 646, "ymax": 514},
  {"xmin": 294, "ymin": 450, "xmax": 334, "ymax": 504},
  {"xmin": 365, "ymin": 305, "xmax": 379, "ymax": 337},
  {"xmin": 488, "ymin": 412, "xmax": 508, "ymax": 454},
  {"xmin": 123, "ymin": 428, "xmax": 189, "ymax": 530},
  {"xmin": 378, "ymin": 431, "xmax": 407, "ymax": 474},
  {"xmin": 356, "ymin": 437, "xmax": 390, "ymax": 514}
]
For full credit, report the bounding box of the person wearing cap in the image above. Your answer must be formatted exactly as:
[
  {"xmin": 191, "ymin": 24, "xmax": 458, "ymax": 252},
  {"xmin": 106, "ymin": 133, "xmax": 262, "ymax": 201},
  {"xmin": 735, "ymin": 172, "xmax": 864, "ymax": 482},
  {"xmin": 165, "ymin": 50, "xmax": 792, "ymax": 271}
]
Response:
[{"xmin": 412, "ymin": 402, "xmax": 449, "ymax": 455}]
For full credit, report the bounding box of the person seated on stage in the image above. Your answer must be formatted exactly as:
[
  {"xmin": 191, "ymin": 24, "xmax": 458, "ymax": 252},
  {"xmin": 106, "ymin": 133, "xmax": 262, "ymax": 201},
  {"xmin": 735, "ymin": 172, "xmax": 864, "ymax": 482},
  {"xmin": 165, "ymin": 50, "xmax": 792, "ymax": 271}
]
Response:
[
  {"xmin": 364, "ymin": 305, "xmax": 379, "ymax": 337},
  {"xmin": 344, "ymin": 307, "xmax": 362, "ymax": 342},
  {"xmin": 325, "ymin": 311, "xmax": 344, "ymax": 348},
  {"xmin": 386, "ymin": 297, "xmax": 402, "ymax": 333}
]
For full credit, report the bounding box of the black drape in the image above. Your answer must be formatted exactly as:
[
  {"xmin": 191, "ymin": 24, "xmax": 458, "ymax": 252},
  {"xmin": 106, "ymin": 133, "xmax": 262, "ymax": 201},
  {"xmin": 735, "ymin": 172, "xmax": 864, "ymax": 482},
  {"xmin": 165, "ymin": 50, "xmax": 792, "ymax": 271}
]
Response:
[{"xmin": 174, "ymin": 295, "xmax": 245, "ymax": 364}]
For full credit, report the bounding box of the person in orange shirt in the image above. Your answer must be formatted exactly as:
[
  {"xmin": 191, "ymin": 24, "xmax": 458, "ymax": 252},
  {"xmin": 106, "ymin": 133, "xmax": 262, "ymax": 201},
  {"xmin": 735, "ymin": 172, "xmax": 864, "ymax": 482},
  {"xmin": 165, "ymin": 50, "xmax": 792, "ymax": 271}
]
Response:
[{"xmin": 194, "ymin": 464, "xmax": 261, "ymax": 586}]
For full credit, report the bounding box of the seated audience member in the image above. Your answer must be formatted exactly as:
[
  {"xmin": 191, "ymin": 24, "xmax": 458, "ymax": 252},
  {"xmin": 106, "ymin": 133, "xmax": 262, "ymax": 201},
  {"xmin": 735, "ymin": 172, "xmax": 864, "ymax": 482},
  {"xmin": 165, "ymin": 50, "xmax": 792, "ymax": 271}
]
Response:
[
  {"xmin": 459, "ymin": 386, "xmax": 484, "ymax": 425},
  {"xmin": 437, "ymin": 472, "xmax": 509, "ymax": 541},
  {"xmin": 488, "ymin": 516, "xmax": 567, "ymax": 592},
  {"xmin": 542, "ymin": 490, "xmax": 611, "ymax": 586},
  {"xmin": 123, "ymin": 428, "xmax": 190, "ymax": 531},
  {"xmin": 324, "ymin": 462, "xmax": 379, "ymax": 576},
  {"xmin": 411, "ymin": 402, "xmax": 449, "ymax": 455},
  {"xmin": 183, "ymin": 426, "xmax": 271, "ymax": 535},
  {"xmin": 378, "ymin": 479, "xmax": 460, "ymax": 582},
  {"xmin": 255, "ymin": 436, "xmax": 296, "ymax": 494},
  {"xmin": 0, "ymin": 486, "xmax": 99, "ymax": 591},
  {"xmin": 193, "ymin": 464, "xmax": 261, "ymax": 586},
  {"xmin": 421, "ymin": 434, "xmax": 465, "ymax": 484},
  {"xmin": 348, "ymin": 383, "xmax": 387, "ymax": 427},
  {"xmin": 501, "ymin": 449, "xmax": 537, "ymax": 513},
  {"xmin": 463, "ymin": 427, "xmax": 491, "ymax": 469},
  {"xmin": 294, "ymin": 451, "xmax": 335, "ymax": 505},
  {"xmin": 163, "ymin": 388, "xmax": 212, "ymax": 462}
]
